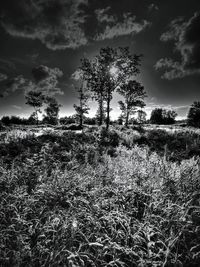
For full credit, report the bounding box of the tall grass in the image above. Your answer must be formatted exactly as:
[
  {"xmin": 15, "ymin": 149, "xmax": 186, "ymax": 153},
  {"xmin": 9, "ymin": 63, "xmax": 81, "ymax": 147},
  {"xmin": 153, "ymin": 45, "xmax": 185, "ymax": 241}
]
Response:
[{"xmin": 0, "ymin": 128, "xmax": 200, "ymax": 266}]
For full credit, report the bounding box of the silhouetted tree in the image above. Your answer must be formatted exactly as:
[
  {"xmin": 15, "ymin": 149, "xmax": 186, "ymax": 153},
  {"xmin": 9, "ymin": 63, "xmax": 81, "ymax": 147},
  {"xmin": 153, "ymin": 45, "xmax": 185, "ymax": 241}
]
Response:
[
  {"xmin": 1, "ymin": 116, "xmax": 28, "ymax": 125},
  {"xmin": 25, "ymin": 91, "xmax": 44, "ymax": 124},
  {"xmin": 1, "ymin": 116, "xmax": 11, "ymax": 126},
  {"xmin": 79, "ymin": 58, "xmax": 106, "ymax": 126},
  {"xmin": 43, "ymin": 97, "xmax": 61, "ymax": 125},
  {"xmin": 28, "ymin": 112, "xmax": 37, "ymax": 125},
  {"xmin": 150, "ymin": 108, "xmax": 177, "ymax": 124},
  {"xmin": 117, "ymin": 115, "xmax": 124, "ymax": 125},
  {"xmin": 95, "ymin": 104, "xmax": 106, "ymax": 125},
  {"xmin": 150, "ymin": 108, "xmax": 162, "ymax": 124},
  {"xmin": 73, "ymin": 84, "xmax": 90, "ymax": 128},
  {"xmin": 60, "ymin": 116, "xmax": 76, "ymax": 125},
  {"xmin": 80, "ymin": 47, "xmax": 142, "ymax": 129},
  {"xmin": 187, "ymin": 101, "xmax": 200, "ymax": 127},
  {"xmin": 164, "ymin": 110, "xmax": 177, "ymax": 124},
  {"xmin": 84, "ymin": 117, "xmax": 96, "ymax": 125},
  {"xmin": 137, "ymin": 109, "xmax": 147, "ymax": 124},
  {"xmin": 118, "ymin": 80, "xmax": 146, "ymax": 127}
]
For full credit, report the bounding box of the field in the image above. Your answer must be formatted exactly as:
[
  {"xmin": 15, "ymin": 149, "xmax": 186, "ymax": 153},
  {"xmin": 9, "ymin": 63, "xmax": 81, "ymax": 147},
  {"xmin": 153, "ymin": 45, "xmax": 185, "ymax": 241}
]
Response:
[{"xmin": 0, "ymin": 124, "xmax": 200, "ymax": 267}]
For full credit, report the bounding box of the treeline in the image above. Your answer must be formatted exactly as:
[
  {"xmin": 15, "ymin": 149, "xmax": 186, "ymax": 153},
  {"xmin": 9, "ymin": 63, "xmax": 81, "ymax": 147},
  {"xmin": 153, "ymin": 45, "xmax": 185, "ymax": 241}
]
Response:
[
  {"xmin": 149, "ymin": 102, "xmax": 200, "ymax": 127},
  {"xmin": 0, "ymin": 114, "xmax": 143, "ymax": 128},
  {"xmin": 1, "ymin": 45, "xmax": 200, "ymax": 128},
  {"xmin": 6, "ymin": 46, "xmax": 147, "ymax": 129},
  {"xmin": 1, "ymin": 102, "xmax": 200, "ymax": 128},
  {"xmin": 150, "ymin": 108, "xmax": 177, "ymax": 125}
]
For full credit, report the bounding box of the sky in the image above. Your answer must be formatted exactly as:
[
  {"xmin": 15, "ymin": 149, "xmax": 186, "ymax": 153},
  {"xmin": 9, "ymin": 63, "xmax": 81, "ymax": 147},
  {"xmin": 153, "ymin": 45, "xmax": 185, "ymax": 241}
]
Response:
[{"xmin": 0, "ymin": 0, "xmax": 200, "ymax": 120}]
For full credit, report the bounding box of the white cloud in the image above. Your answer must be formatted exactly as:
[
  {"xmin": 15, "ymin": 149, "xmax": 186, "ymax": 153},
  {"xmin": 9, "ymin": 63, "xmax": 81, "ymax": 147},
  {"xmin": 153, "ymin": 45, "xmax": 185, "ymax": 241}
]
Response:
[
  {"xmin": 95, "ymin": 12, "xmax": 150, "ymax": 41},
  {"xmin": 156, "ymin": 12, "xmax": 200, "ymax": 79},
  {"xmin": 95, "ymin": 7, "xmax": 115, "ymax": 23},
  {"xmin": 1, "ymin": 65, "xmax": 64, "ymax": 97},
  {"xmin": 1, "ymin": 0, "xmax": 88, "ymax": 50}
]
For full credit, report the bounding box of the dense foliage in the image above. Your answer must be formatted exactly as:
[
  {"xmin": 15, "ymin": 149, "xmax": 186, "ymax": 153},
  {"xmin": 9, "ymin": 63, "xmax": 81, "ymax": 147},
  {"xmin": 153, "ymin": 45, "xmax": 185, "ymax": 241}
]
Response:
[
  {"xmin": 150, "ymin": 108, "xmax": 177, "ymax": 125},
  {"xmin": 187, "ymin": 101, "xmax": 200, "ymax": 128},
  {"xmin": 0, "ymin": 126, "xmax": 200, "ymax": 266}
]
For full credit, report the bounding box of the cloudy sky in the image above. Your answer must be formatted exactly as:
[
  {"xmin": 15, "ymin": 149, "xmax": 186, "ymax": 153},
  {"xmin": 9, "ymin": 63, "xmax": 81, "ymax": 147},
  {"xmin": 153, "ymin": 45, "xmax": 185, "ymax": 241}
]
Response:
[{"xmin": 0, "ymin": 0, "xmax": 200, "ymax": 119}]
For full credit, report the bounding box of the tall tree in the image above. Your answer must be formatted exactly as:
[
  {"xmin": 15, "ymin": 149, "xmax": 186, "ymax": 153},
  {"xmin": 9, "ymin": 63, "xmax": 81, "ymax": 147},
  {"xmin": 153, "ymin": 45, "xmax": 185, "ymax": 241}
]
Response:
[
  {"xmin": 95, "ymin": 104, "xmax": 106, "ymax": 125},
  {"xmin": 80, "ymin": 47, "xmax": 142, "ymax": 129},
  {"xmin": 73, "ymin": 83, "xmax": 90, "ymax": 128},
  {"xmin": 80, "ymin": 57, "xmax": 106, "ymax": 126},
  {"xmin": 43, "ymin": 97, "xmax": 61, "ymax": 125},
  {"xmin": 117, "ymin": 80, "xmax": 146, "ymax": 127},
  {"xmin": 25, "ymin": 91, "xmax": 44, "ymax": 124},
  {"xmin": 187, "ymin": 101, "xmax": 200, "ymax": 127}
]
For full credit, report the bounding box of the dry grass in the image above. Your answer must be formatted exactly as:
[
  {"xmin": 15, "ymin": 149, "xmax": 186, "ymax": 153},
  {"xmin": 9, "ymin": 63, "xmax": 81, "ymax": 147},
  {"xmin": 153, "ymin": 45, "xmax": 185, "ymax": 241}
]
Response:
[{"xmin": 0, "ymin": 128, "xmax": 200, "ymax": 266}]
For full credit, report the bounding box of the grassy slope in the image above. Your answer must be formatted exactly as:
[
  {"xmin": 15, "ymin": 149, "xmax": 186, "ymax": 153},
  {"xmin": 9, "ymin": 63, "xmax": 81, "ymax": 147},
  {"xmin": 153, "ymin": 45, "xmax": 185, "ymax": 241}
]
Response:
[{"xmin": 0, "ymin": 126, "xmax": 200, "ymax": 266}]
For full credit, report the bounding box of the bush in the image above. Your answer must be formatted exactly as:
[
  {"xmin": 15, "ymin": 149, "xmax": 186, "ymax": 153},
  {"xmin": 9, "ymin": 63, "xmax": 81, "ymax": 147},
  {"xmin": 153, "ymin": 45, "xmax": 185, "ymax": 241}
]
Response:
[{"xmin": 98, "ymin": 127, "xmax": 120, "ymax": 148}]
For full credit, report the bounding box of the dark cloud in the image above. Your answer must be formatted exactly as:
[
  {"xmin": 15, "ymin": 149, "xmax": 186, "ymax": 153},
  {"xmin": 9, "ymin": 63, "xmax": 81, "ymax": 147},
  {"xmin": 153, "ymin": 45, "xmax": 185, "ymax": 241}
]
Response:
[
  {"xmin": 30, "ymin": 65, "xmax": 64, "ymax": 96},
  {"xmin": 32, "ymin": 65, "xmax": 53, "ymax": 82},
  {"xmin": 0, "ymin": 0, "xmax": 88, "ymax": 50},
  {"xmin": 0, "ymin": 65, "xmax": 64, "ymax": 97},
  {"xmin": 155, "ymin": 12, "xmax": 200, "ymax": 79},
  {"xmin": 0, "ymin": 75, "xmax": 30, "ymax": 97},
  {"xmin": 0, "ymin": 58, "xmax": 16, "ymax": 74},
  {"xmin": 0, "ymin": 0, "xmax": 151, "ymax": 50}
]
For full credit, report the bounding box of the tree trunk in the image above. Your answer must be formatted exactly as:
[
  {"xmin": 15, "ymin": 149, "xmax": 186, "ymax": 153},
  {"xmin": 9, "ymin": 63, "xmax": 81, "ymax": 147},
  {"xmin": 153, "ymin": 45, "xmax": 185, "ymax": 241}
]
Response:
[
  {"xmin": 80, "ymin": 114, "xmax": 83, "ymax": 128},
  {"xmin": 98, "ymin": 93, "xmax": 104, "ymax": 126},
  {"xmin": 35, "ymin": 108, "xmax": 39, "ymax": 125},
  {"xmin": 106, "ymin": 95, "xmax": 111, "ymax": 130},
  {"xmin": 125, "ymin": 110, "xmax": 129, "ymax": 127}
]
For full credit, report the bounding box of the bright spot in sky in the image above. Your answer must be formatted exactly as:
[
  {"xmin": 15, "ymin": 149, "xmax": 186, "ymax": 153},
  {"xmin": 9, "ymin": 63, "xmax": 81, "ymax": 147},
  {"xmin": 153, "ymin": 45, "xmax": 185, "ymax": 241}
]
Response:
[{"xmin": 109, "ymin": 66, "xmax": 119, "ymax": 77}]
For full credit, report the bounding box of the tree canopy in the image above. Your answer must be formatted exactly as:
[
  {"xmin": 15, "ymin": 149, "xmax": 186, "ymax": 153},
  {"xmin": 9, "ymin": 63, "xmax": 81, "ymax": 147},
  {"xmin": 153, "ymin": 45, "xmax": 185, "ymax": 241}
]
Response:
[
  {"xmin": 79, "ymin": 46, "xmax": 143, "ymax": 129},
  {"xmin": 150, "ymin": 108, "xmax": 177, "ymax": 125}
]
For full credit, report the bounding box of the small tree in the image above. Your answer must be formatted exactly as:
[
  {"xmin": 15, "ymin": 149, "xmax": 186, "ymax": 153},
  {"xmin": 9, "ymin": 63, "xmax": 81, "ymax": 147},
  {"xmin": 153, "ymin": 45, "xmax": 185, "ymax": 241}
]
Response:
[
  {"xmin": 25, "ymin": 91, "xmax": 44, "ymax": 124},
  {"xmin": 137, "ymin": 109, "xmax": 147, "ymax": 124},
  {"xmin": 187, "ymin": 101, "xmax": 200, "ymax": 127},
  {"xmin": 117, "ymin": 115, "xmax": 124, "ymax": 125},
  {"xmin": 117, "ymin": 80, "xmax": 146, "ymax": 127},
  {"xmin": 150, "ymin": 108, "xmax": 163, "ymax": 124},
  {"xmin": 164, "ymin": 110, "xmax": 177, "ymax": 124},
  {"xmin": 73, "ymin": 84, "xmax": 90, "ymax": 128},
  {"xmin": 43, "ymin": 97, "xmax": 61, "ymax": 125},
  {"xmin": 28, "ymin": 112, "xmax": 37, "ymax": 125}
]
